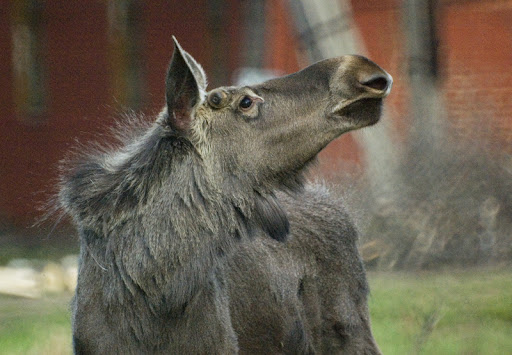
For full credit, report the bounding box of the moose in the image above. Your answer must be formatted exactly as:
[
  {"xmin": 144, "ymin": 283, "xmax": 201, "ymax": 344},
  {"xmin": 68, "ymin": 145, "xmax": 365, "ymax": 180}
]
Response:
[{"xmin": 59, "ymin": 37, "xmax": 392, "ymax": 354}]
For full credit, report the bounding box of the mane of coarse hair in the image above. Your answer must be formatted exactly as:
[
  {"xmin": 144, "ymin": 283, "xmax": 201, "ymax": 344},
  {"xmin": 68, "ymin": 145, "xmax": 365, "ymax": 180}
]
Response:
[
  {"xmin": 36, "ymin": 111, "xmax": 151, "ymax": 229},
  {"xmin": 50, "ymin": 109, "xmax": 309, "ymax": 243},
  {"xmin": 107, "ymin": 110, "xmax": 157, "ymax": 148},
  {"xmin": 54, "ymin": 110, "xmax": 179, "ymax": 231}
]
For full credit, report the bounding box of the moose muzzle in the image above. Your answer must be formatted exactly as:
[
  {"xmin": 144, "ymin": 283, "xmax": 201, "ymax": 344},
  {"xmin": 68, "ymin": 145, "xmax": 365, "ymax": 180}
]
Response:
[{"xmin": 326, "ymin": 55, "xmax": 393, "ymax": 127}]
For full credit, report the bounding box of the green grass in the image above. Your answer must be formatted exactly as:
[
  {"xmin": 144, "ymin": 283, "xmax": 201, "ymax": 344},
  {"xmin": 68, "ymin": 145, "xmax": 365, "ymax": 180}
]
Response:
[
  {"xmin": 368, "ymin": 269, "xmax": 512, "ymax": 354},
  {"xmin": 1, "ymin": 269, "xmax": 511, "ymax": 354},
  {"xmin": 0, "ymin": 295, "xmax": 72, "ymax": 355}
]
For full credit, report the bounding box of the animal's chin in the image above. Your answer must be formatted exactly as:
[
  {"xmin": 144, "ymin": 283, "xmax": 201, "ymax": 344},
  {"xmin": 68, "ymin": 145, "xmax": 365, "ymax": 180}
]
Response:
[{"xmin": 330, "ymin": 98, "xmax": 384, "ymax": 128}]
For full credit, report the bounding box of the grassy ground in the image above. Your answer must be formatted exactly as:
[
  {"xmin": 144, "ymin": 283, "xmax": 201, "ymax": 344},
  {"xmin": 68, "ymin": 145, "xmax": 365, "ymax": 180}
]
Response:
[
  {"xmin": 369, "ymin": 269, "xmax": 512, "ymax": 354},
  {"xmin": 0, "ymin": 295, "xmax": 71, "ymax": 355},
  {"xmin": 0, "ymin": 269, "xmax": 510, "ymax": 354}
]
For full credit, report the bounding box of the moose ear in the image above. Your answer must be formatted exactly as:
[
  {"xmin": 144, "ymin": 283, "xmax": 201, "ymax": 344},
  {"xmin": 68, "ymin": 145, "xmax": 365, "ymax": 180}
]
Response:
[{"xmin": 165, "ymin": 36, "xmax": 207, "ymax": 131}]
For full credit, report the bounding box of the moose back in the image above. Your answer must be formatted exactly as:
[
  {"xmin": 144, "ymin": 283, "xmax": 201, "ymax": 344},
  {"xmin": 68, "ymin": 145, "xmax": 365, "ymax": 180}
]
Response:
[{"xmin": 59, "ymin": 37, "xmax": 391, "ymax": 354}]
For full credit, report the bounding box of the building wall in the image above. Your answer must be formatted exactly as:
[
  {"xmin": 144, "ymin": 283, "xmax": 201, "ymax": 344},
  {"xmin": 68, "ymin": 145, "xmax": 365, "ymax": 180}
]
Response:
[
  {"xmin": 263, "ymin": 0, "xmax": 512, "ymax": 172},
  {"xmin": 1, "ymin": 0, "xmax": 511, "ymax": 229},
  {"xmin": 440, "ymin": 0, "xmax": 512, "ymax": 151},
  {"xmin": 0, "ymin": 0, "xmax": 242, "ymax": 228},
  {"xmin": 354, "ymin": 0, "xmax": 512, "ymax": 153}
]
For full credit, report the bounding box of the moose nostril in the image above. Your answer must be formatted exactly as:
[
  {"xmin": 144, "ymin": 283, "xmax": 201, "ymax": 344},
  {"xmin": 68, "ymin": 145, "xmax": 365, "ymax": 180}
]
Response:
[{"xmin": 361, "ymin": 75, "xmax": 389, "ymax": 92}]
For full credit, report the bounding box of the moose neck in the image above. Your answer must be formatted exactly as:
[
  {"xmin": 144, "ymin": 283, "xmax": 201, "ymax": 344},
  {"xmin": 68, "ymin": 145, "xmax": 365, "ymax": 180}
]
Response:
[{"xmin": 60, "ymin": 123, "xmax": 254, "ymax": 305}]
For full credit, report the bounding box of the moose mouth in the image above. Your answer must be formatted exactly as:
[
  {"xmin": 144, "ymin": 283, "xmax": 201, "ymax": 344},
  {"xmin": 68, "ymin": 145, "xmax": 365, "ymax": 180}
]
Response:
[{"xmin": 330, "ymin": 98, "xmax": 384, "ymax": 128}]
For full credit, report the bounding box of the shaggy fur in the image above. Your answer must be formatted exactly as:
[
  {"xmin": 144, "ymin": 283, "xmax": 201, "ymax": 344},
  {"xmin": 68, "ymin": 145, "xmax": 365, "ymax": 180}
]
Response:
[{"xmin": 59, "ymin": 37, "xmax": 391, "ymax": 354}]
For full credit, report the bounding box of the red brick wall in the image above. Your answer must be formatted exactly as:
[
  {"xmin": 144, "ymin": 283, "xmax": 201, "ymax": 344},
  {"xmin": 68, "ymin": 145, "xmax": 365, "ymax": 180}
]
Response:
[
  {"xmin": 0, "ymin": 1, "xmax": 16, "ymax": 225},
  {"xmin": 440, "ymin": 0, "xmax": 512, "ymax": 151},
  {"xmin": 1, "ymin": 1, "xmax": 111, "ymax": 227},
  {"xmin": 353, "ymin": 0, "xmax": 512, "ymax": 152},
  {"xmin": 0, "ymin": 0, "xmax": 242, "ymax": 228},
  {"xmin": 1, "ymin": 0, "xmax": 510, "ymax": 228},
  {"xmin": 263, "ymin": 0, "xmax": 512, "ymax": 169}
]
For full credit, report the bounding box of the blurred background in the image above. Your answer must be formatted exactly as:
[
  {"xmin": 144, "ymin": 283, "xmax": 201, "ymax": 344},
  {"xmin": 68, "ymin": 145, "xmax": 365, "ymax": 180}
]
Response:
[{"xmin": 0, "ymin": 0, "xmax": 511, "ymax": 354}]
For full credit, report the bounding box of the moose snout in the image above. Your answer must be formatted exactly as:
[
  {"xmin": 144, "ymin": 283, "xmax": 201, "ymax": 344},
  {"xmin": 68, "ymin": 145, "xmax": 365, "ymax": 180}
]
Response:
[
  {"xmin": 339, "ymin": 55, "xmax": 393, "ymax": 99},
  {"xmin": 360, "ymin": 73, "xmax": 393, "ymax": 97},
  {"xmin": 328, "ymin": 55, "xmax": 393, "ymax": 121}
]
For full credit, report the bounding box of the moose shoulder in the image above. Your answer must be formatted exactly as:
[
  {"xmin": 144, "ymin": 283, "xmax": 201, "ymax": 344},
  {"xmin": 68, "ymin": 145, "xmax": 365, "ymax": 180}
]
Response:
[{"xmin": 59, "ymin": 37, "xmax": 391, "ymax": 354}]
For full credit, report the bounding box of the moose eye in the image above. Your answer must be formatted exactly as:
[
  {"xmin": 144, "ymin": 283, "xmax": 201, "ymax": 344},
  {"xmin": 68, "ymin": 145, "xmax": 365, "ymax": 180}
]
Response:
[
  {"xmin": 239, "ymin": 96, "xmax": 254, "ymax": 110},
  {"xmin": 207, "ymin": 90, "xmax": 228, "ymax": 108},
  {"xmin": 210, "ymin": 93, "xmax": 222, "ymax": 106}
]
